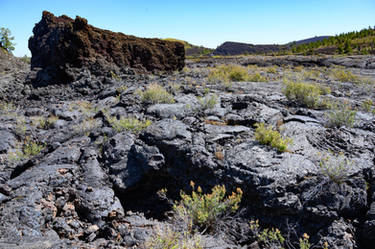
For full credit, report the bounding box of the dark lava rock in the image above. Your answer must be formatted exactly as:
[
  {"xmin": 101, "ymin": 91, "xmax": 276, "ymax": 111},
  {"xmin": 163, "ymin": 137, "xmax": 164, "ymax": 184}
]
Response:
[{"xmin": 29, "ymin": 11, "xmax": 185, "ymax": 84}]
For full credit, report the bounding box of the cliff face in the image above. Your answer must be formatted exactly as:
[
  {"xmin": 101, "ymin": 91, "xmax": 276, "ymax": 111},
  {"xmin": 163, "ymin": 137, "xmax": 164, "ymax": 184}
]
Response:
[{"xmin": 29, "ymin": 11, "xmax": 185, "ymax": 83}]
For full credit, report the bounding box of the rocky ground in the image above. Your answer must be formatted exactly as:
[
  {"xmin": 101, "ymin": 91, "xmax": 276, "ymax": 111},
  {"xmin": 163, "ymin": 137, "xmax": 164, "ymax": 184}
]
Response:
[{"xmin": 1, "ymin": 50, "xmax": 375, "ymax": 249}]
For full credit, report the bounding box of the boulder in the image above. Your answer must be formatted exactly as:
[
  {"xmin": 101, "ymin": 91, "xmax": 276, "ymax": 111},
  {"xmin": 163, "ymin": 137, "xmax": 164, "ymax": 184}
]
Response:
[{"xmin": 29, "ymin": 11, "xmax": 185, "ymax": 84}]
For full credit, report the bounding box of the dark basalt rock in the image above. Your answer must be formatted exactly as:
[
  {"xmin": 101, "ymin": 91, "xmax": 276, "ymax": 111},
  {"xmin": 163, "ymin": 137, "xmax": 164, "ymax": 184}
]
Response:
[{"xmin": 29, "ymin": 11, "xmax": 185, "ymax": 84}]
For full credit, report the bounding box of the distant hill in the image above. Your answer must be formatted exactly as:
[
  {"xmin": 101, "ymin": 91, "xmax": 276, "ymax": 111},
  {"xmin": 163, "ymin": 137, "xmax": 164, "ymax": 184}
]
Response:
[
  {"xmin": 289, "ymin": 36, "xmax": 331, "ymax": 46},
  {"xmin": 289, "ymin": 27, "xmax": 375, "ymax": 55},
  {"xmin": 163, "ymin": 38, "xmax": 214, "ymax": 57},
  {"xmin": 212, "ymin": 41, "xmax": 284, "ymax": 56},
  {"xmin": 212, "ymin": 37, "xmax": 332, "ymax": 56},
  {"xmin": 212, "ymin": 27, "xmax": 375, "ymax": 56}
]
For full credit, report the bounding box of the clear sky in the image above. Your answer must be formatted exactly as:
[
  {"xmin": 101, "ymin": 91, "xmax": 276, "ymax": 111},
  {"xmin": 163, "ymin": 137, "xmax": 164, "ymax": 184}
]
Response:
[{"xmin": 1, "ymin": 0, "xmax": 374, "ymax": 57}]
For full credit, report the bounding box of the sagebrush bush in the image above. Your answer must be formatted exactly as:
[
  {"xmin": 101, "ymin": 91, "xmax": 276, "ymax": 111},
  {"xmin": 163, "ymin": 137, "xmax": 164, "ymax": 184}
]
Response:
[
  {"xmin": 331, "ymin": 68, "xmax": 359, "ymax": 83},
  {"xmin": 326, "ymin": 102, "xmax": 356, "ymax": 128},
  {"xmin": 319, "ymin": 152, "xmax": 351, "ymax": 184},
  {"xmin": 107, "ymin": 116, "xmax": 152, "ymax": 133},
  {"xmin": 145, "ymin": 225, "xmax": 203, "ymax": 249},
  {"xmin": 283, "ymin": 80, "xmax": 330, "ymax": 108},
  {"xmin": 173, "ymin": 181, "xmax": 242, "ymax": 231},
  {"xmin": 138, "ymin": 83, "xmax": 175, "ymax": 104},
  {"xmin": 254, "ymin": 123, "xmax": 292, "ymax": 152}
]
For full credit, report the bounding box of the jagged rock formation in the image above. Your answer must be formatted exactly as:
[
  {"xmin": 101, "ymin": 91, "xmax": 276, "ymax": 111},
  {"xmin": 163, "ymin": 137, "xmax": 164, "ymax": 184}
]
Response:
[{"xmin": 29, "ymin": 11, "xmax": 185, "ymax": 84}]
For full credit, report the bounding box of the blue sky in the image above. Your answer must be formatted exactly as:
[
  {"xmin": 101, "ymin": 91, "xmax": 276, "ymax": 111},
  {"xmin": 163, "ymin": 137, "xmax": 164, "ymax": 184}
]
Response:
[{"xmin": 1, "ymin": 0, "xmax": 374, "ymax": 57}]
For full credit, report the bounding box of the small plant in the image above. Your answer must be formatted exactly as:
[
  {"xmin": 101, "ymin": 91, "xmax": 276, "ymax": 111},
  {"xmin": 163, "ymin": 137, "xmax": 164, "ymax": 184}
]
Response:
[
  {"xmin": 0, "ymin": 102, "xmax": 17, "ymax": 114},
  {"xmin": 173, "ymin": 181, "xmax": 242, "ymax": 231},
  {"xmin": 107, "ymin": 116, "xmax": 152, "ymax": 133},
  {"xmin": 109, "ymin": 70, "xmax": 121, "ymax": 81},
  {"xmin": 23, "ymin": 139, "xmax": 45, "ymax": 157},
  {"xmin": 361, "ymin": 99, "xmax": 374, "ymax": 113},
  {"xmin": 250, "ymin": 220, "xmax": 311, "ymax": 249},
  {"xmin": 73, "ymin": 118, "xmax": 100, "ymax": 136},
  {"xmin": 145, "ymin": 225, "xmax": 203, "ymax": 249},
  {"xmin": 266, "ymin": 66, "xmax": 277, "ymax": 74},
  {"xmin": 198, "ymin": 94, "xmax": 218, "ymax": 110},
  {"xmin": 138, "ymin": 83, "xmax": 175, "ymax": 104},
  {"xmin": 37, "ymin": 115, "xmax": 58, "ymax": 129},
  {"xmin": 326, "ymin": 102, "xmax": 356, "ymax": 128},
  {"xmin": 282, "ymin": 80, "xmax": 328, "ymax": 108},
  {"xmin": 7, "ymin": 138, "xmax": 45, "ymax": 162},
  {"xmin": 254, "ymin": 123, "xmax": 292, "ymax": 153},
  {"xmin": 116, "ymin": 85, "xmax": 127, "ymax": 93},
  {"xmin": 168, "ymin": 82, "xmax": 182, "ymax": 94},
  {"xmin": 299, "ymin": 233, "xmax": 311, "ymax": 249},
  {"xmin": 319, "ymin": 152, "xmax": 351, "ymax": 184}
]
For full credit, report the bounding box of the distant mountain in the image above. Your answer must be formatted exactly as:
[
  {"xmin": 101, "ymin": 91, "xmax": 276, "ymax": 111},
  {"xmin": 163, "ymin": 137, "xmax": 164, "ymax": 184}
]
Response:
[{"xmin": 163, "ymin": 38, "xmax": 214, "ymax": 57}]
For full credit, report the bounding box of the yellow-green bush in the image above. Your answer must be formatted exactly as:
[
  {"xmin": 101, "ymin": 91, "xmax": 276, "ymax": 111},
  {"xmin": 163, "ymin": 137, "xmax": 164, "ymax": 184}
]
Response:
[
  {"xmin": 107, "ymin": 116, "xmax": 152, "ymax": 133},
  {"xmin": 173, "ymin": 181, "xmax": 242, "ymax": 231},
  {"xmin": 248, "ymin": 72, "xmax": 267, "ymax": 82},
  {"xmin": 283, "ymin": 80, "xmax": 330, "ymax": 108},
  {"xmin": 138, "ymin": 83, "xmax": 175, "ymax": 104},
  {"xmin": 254, "ymin": 123, "xmax": 292, "ymax": 153},
  {"xmin": 331, "ymin": 68, "xmax": 359, "ymax": 83}
]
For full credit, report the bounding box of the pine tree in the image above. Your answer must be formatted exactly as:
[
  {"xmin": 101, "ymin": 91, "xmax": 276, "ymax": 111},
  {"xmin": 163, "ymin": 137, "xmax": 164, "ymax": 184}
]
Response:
[{"xmin": 0, "ymin": 27, "xmax": 15, "ymax": 53}]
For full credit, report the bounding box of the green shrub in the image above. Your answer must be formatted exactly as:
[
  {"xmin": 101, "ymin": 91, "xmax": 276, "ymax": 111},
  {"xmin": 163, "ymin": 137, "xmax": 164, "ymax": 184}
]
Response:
[
  {"xmin": 283, "ymin": 80, "xmax": 330, "ymax": 108},
  {"xmin": 254, "ymin": 123, "xmax": 292, "ymax": 153},
  {"xmin": 198, "ymin": 94, "xmax": 218, "ymax": 110},
  {"xmin": 0, "ymin": 27, "xmax": 15, "ymax": 52},
  {"xmin": 326, "ymin": 102, "xmax": 356, "ymax": 128},
  {"xmin": 319, "ymin": 152, "xmax": 351, "ymax": 184},
  {"xmin": 173, "ymin": 181, "xmax": 242, "ymax": 231},
  {"xmin": 107, "ymin": 116, "xmax": 152, "ymax": 133},
  {"xmin": 138, "ymin": 83, "xmax": 175, "ymax": 104}
]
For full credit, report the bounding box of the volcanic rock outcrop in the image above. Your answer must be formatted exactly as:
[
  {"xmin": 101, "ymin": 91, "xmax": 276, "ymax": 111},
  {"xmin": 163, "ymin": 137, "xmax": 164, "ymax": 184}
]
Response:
[{"xmin": 29, "ymin": 11, "xmax": 185, "ymax": 84}]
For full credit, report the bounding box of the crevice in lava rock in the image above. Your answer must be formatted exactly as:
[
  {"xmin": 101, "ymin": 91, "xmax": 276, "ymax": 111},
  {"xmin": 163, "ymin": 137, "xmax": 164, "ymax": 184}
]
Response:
[{"xmin": 113, "ymin": 170, "xmax": 182, "ymax": 220}]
